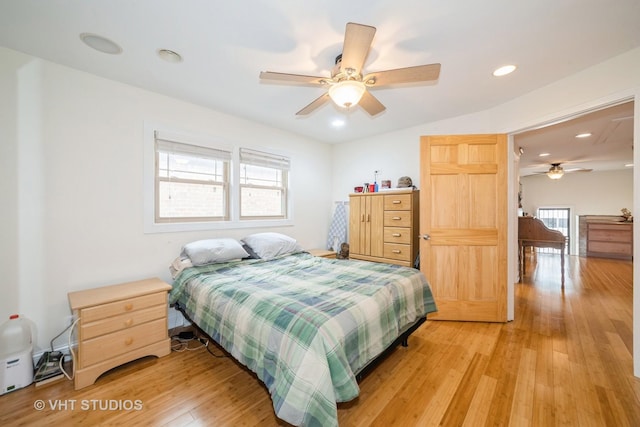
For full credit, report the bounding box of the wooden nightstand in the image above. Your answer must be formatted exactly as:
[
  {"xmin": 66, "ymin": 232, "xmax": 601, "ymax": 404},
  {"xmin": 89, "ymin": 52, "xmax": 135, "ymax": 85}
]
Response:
[
  {"xmin": 68, "ymin": 277, "xmax": 172, "ymax": 390},
  {"xmin": 307, "ymin": 249, "xmax": 337, "ymax": 259}
]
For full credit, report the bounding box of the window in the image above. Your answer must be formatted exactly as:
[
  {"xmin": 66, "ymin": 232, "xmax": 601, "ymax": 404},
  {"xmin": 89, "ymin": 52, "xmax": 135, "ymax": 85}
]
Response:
[
  {"xmin": 145, "ymin": 125, "xmax": 293, "ymax": 232},
  {"xmin": 239, "ymin": 148, "xmax": 290, "ymax": 220},
  {"xmin": 155, "ymin": 132, "xmax": 231, "ymax": 223},
  {"xmin": 536, "ymin": 207, "xmax": 570, "ymax": 254}
]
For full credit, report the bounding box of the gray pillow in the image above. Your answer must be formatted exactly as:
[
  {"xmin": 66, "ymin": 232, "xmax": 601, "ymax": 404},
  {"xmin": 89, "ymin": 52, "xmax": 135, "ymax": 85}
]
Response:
[
  {"xmin": 241, "ymin": 232, "xmax": 303, "ymax": 260},
  {"xmin": 181, "ymin": 238, "xmax": 249, "ymax": 266}
]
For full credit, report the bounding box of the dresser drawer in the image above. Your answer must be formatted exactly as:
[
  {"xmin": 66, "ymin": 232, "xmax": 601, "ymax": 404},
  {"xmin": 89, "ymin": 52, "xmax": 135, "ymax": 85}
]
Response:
[
  {"xmin": 384, "ymin": 227, "xmax": 411, "ymax": 244},
  {"xmin": 588, "ymin": 241, "xmax": 632, "ymax": 256},
  {"xmin": 589, "ymin": 229, "xmax": 632, "ymax": 243},
  {"xmin": 384, "ymin": 243, "xmax": 412, "ymax": 262},
  {"xmin": 384, "ymin": 194, "xmax": 412, "ymax": 210},
  {"xmin": 384, "ymin": 211, "xmax": 412, "ymax": 227},
  {"xmin": 81, "ymin": 304, "xmax": 167, "ymax": 340},
  {"xmin": 81, "ymin": 292, "xmax": 167, "ymax": 323},
  {"xmin": 81, "ymin": 318, "xmax": 167, "ymax": 367}
]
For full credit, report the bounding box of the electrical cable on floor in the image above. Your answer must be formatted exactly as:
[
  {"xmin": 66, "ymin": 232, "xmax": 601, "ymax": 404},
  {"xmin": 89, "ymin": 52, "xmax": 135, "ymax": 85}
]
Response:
[
  {"xmin": 170, "ymin": 335, "xmax": 207, "ymax": 352},
  {"xmin": 170, "ymin": 334, "xmax": 226, "ymax": 358}
]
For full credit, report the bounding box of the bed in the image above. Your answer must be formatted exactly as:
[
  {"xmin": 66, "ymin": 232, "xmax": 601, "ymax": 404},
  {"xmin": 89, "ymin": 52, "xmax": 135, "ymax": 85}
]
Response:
[{"xmin": 169, "ymin": 234, "xmax": 437, "ymax": 427}]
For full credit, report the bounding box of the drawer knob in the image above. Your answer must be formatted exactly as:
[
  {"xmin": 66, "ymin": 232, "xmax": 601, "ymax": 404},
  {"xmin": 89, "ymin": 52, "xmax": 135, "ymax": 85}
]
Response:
[
  {"xmin": 124, "ymin": 318, "xmax": 133, "ymax": 327},
  {"xmin": 124, "ymin": 337, "xmax": 133, "ymax": 346},
  {"xmin": 392, "ymin": 216, "xmax": 401, "ymax": 220},
  {"xmin": 124, "ymin": 303, "xmax": 133, "ymax": 311},
  {"xmin": 392, "ymin": 233, "xmax": 401, "ymax": 237},
  {"xmin": 392, "ymin": 200, "xmax": 401, "ymax": 204},
  {"xmin": 392, "ymin": 250, "xmax": 401, "ymax": 254}
]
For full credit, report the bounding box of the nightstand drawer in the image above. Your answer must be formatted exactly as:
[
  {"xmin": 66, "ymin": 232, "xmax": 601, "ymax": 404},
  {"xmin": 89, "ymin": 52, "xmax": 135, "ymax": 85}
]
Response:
[
  {"xmin": 81, "ymin": 292, "xmax": 166, "ymax": 323},
  {"xmin": 81, "ymin": 304, "xmax": 167, "ymax": 340},
  {"xmin": 384, "ymin": 243, "xmax": 412, "ymax": 262},
  {"xmin": 81, "ymin": 318, "xmax": 167, "ymax": 367}
]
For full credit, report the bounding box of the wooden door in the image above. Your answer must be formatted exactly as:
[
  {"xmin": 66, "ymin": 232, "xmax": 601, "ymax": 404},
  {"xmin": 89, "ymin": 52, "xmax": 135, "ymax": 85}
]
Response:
[{"xmin": 420, "ymin": 134, "xmax": 508, "ymax": 322}]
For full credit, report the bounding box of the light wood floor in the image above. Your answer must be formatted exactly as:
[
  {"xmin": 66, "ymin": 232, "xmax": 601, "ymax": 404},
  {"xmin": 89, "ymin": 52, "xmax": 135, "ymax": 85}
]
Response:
[{"xmin": 1, "ymin": 253, "xmax": 638, "ymax": 426}]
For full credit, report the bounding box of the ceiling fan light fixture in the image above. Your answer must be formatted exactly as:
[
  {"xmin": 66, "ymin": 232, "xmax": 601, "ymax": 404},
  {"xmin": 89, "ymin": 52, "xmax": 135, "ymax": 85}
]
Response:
[
  {"xmin": 328, "ymin": 80, "xmax": 366, "ymax": 109},
  {"xmin": 547, "ymin": 164, "xmax": 564, "ymax": 180}
]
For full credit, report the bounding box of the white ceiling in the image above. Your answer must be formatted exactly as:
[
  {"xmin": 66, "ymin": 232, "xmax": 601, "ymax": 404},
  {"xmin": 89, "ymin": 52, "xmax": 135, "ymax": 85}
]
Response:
[
  {"xmin": 1, "ymin": 0, "xmax": 639, "ymax": 171},
  {"xmin": 517, "ymin": 101, "xmax": 635, "ymax": 177}
]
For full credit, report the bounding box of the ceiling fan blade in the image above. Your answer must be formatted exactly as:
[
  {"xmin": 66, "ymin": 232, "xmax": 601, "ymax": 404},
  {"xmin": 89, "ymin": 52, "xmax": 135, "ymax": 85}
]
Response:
[
  {"xmin": 296, "ymin": 93, "xmax": 331, "ymax": 115},
  {"xmin": 565, "ymin": 168, "xmax": 593, "ymax": 173},
  {"xmin": 364, "ymin": 63, "xmax": 441, "ymax": 86},
  {"xmin": 260, "ymin": 71, "xmax": 328, "ymax": 86},
  {"xmin": 340, "ymin": 22, "xmax": 376, "ymax": 76},
  {"xmin": 359, "ymin": 90, "xmax": 386, "ymax": 116}
]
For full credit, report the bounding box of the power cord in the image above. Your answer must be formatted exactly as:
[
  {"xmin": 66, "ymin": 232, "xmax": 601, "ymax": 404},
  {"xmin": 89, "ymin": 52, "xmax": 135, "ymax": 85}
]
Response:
[
  {"xmin": 170, "ymin": 333, "xmax": 226, "ymax": 358},
  {"xmin": 60, "ymin": 317, "xmax": 80, "ymax": 380},
  {"xmin": 170, "ymin": 335, "xmax": 208, "ymax": 352}
]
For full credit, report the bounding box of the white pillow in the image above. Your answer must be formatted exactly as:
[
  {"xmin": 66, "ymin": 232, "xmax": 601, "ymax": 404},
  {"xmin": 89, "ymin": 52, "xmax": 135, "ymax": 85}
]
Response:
[
  {"xmin": 181, "ymin": 238, "xmax": 249, "ymax": 266},
  {"xmin": 241, "ymin": 232, "xmax": 303, "ymax": 260}
]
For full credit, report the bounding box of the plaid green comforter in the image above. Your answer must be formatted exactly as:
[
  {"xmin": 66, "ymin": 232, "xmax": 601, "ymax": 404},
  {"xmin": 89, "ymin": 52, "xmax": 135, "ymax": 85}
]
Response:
[{"xmin": 169, "ymin": 252, "xmax": 436, "ymax": 426}]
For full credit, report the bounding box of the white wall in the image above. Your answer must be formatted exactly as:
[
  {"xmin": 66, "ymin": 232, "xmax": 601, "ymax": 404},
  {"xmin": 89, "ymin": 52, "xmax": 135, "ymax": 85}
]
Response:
[
  {"xmin": 521, "ymin": 169, "xmax": 633, "ymax": 254},
  {"xmin": 0, "ymin": 47, "xmax": 333, "ymax": 352}
]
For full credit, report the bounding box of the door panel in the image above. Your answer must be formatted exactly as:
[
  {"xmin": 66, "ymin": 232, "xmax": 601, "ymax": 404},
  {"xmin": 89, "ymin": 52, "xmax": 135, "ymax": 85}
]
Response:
[
  {"xmin": 369, "ymin": 195, "xmax": 384, "ymax": 257},
  {"xmin": 420, "ymin": 134, "xmax": 507, "ymax": 322}
]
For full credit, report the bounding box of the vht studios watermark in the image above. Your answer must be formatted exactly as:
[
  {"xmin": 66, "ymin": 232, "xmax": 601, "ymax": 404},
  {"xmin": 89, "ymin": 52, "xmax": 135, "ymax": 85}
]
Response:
[{"xmin": 34, "ymin": 399, "xmax": 143, "ymax": 411}]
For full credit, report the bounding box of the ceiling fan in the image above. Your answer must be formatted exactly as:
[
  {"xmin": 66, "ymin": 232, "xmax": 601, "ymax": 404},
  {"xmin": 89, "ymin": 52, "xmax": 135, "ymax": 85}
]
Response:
[
  {"xmin": 259, "ymin": 22, "xmax": 441, "ymax": 116},
  {"xmin": 539, "ymin": 163, "xmax": 593, "ymax": 179}
]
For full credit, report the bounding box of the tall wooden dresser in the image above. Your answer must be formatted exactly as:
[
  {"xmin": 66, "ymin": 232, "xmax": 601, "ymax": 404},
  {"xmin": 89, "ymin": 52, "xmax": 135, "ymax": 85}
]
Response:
[
  {"xmin": 68, "ymin": 278, "xmax": 172, "ymax": 390},
  {"xmin": 349, "ymin": 189, "xmax": 419, "ymax": 267}
]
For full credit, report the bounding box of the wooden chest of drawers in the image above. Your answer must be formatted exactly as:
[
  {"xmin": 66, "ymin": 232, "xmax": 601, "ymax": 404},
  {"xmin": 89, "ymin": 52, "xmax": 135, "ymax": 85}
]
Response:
[
  {"xmin": 586, "ymin": 221, "xmax": 633, "ymax": 260},
  {"xmin": 68, "ymin": 278, "xmax": 172, "ymax": 390},
  {"xmin": 349, "ymin": 189, "xmax": 419, "ymax": 267}
]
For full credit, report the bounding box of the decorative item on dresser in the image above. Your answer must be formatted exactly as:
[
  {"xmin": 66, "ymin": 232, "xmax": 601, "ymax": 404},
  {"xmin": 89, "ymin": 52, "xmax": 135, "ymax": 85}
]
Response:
[
  {"xmin": 67, "ymin": 277, "xmax": 171, "ymax": 390},
  {"xmin": 349, "ymin": 189, "xmax": 419, "ymax": 267}
]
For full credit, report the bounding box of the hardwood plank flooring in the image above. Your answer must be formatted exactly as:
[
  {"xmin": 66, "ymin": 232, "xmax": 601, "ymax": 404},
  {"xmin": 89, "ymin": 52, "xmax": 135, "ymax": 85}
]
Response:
[{"xmin": 1, "ymin": 253, "xmax": 638, "ymax": 426}]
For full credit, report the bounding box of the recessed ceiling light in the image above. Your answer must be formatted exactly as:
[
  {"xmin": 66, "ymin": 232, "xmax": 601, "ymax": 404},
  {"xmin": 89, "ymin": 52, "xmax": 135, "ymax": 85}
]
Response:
[
  {"xmin": 539, "ymin": 152, "xmax": 550, "ymax": 157},
  {"xmin": 157, "ymin": 49, "xmax": 182, "ymax": 63},
  {"xmin": 79, "ymin": 33, "xmax": 122, "ymax": 55},
  {"xmin": 493, "ymin": 65, "xmax": 516, "ymax": 77},
  {"xmin": 331, "ymin": 119, "xmax": 345, "ymax": 127},
  {"xmin": 575, "ymin": 132, "xmax": 592, "ymax": 138}
]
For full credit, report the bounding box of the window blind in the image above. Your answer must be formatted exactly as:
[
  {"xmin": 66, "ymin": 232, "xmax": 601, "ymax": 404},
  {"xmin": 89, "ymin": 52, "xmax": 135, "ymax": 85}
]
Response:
[
  {"xmin": 240, "ymin": 148, "xmax": 290, "ymax": 170},
  {"xmin": 155, "ymin": 131, "xmax": 231, "ymax": 161}
]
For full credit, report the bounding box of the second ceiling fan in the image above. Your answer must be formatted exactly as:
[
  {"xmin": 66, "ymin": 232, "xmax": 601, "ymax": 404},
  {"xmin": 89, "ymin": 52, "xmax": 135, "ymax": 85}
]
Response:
[
  {"xmin": 259, "ymin": 22, "xmax": 441, "ymax": 116},
  {"xmin": 542, "ymin": 162, "xmax": 593, "ymax": 179}
]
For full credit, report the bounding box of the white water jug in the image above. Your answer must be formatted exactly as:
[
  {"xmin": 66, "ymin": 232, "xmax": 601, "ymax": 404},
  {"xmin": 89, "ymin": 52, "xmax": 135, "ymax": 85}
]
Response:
[{"xmin": 0, "ymin": 314, "xmax": 35, "ymax": 394}]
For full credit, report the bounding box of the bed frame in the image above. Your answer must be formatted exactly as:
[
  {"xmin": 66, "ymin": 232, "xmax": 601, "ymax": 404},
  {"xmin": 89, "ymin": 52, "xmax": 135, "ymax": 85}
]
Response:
[
  {"xmin": 173, "ymin": 302, "xmax": 427, "ymax": 383},
  {"xmin": 354, "ymin": 316, "xmax": 426, "ymax": 381}
]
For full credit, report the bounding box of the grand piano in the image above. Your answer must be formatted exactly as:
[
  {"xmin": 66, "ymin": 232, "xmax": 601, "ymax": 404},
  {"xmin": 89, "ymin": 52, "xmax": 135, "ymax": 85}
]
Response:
[{"xmin": 518, "ymin": 216, "xmax": 568, "ymax": 285}]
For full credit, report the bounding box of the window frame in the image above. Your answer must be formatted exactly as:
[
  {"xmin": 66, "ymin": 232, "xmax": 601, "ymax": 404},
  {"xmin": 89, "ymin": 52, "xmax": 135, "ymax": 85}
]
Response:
[
  {"xmin": 154, "ymin": 136, "xmax": 231, "ymax": 223},
  {"xmin": 239, "ymin": 148, "xmax": 290, "ymax": 221}
]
